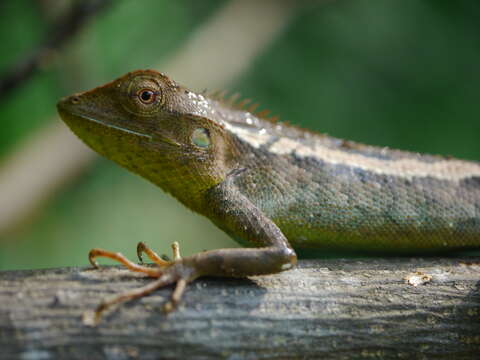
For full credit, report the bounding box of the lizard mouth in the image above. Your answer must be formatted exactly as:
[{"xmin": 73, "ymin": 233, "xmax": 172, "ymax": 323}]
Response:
[
  {"xmin": 66, "ymin": 110, "xmax": 153, "ymax": 140},
  {"xmin": 57, "ymin": 107, "xmax": 184, "ymax": 150},
  {"xmin": 56, "ymin": 96, "xmax": 153, "ymax": 141}
]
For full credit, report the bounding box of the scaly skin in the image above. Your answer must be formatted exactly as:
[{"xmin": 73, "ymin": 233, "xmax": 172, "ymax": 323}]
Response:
[{"xmin": 57, "ymin": 70, "xmax": 480, "ymax": 322}]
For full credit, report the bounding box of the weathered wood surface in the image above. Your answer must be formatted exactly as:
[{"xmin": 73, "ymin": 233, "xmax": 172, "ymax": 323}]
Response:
[{"xmin": 0, "ymin": 258, "xmax": 479, "ymax": 359}]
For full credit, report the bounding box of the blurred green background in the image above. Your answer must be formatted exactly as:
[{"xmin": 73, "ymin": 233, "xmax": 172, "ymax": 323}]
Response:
[{"xmin": 1, "ymin": 0, "xmax": 479, "ymax": 270}]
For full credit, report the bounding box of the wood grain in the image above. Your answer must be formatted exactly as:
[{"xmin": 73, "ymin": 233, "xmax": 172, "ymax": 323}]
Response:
[{"xmin": 1, "ymin": 258, "xmax": 479, "ymax": 359}]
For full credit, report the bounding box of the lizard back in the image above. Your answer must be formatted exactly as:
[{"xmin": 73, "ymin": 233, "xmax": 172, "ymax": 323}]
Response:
[{"xmin": 204, "ymin": 94, "xmax": 480, "ymax": 254}]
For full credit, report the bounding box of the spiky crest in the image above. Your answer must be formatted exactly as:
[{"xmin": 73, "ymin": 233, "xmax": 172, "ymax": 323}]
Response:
[{"xmin": 206, "ymin": 89, "xmax": 280, "ymax": 124}]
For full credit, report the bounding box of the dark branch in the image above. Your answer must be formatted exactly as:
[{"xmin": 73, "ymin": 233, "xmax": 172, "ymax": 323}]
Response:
[
  {"xmin": 1, "ymin": 258, "xmax": 479, "ymax": 359},
  {"xmin": 0, "ymin": 0, "xmax": 114, "ymax": 100}
]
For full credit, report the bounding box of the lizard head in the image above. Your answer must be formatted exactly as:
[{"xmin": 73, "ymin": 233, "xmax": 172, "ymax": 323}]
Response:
[{"xmin": 57, "ymin": 70, "xmax": 240, "ymax": 208}]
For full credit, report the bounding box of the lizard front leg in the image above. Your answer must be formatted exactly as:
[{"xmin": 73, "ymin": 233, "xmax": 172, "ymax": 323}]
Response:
[{"xmin": 85, "ymin": 176, "xmax": 297, "ymax": 324}]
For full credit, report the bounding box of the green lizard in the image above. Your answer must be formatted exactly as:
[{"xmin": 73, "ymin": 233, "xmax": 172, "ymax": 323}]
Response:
[{"xmin": 57, "ymin": 70, "xmax": 480, "ymax": 323}]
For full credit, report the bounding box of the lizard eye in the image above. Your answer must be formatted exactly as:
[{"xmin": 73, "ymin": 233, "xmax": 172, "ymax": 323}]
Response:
[
  {"xmin": 124, "ymin": 76, "xmax": 163, "ymax": 116},
  {"xmin": 191, "ymin": 128, "xmax": 210, "ymax": 148},
  {"xmin": 137, "ymin": 89, "xmax": 157, "ymax": 104}
]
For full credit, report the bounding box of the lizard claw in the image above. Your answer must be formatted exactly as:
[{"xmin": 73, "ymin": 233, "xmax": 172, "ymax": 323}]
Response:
[
  {"xmin": 88, "ymin": 249, "xmax": 101, "ymax": 269},
  {"xmin": 171, "ymin": 241, "xmax": 182, "ymax": 260},
  {"xmin": 88, "ymin": 248, "xmax": 163, "ymax": 277},
  {"xmin": 136, "ymin": 241, "xmax": 182, "ymax": 266},
  {"xmin": 163, "ymin": 278, "xmax": 187, "ymax": 313}
]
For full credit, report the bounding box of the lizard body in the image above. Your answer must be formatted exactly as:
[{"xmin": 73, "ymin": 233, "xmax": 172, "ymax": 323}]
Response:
[{"xmin": 57, "ymin": 70, "xmax": 480, "ymax": 321}]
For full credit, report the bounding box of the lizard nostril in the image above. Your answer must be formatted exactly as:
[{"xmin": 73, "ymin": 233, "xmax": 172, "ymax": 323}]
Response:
[{"xmin": 71, "ymin": 96, "xmax": 81, "ymax": 104}]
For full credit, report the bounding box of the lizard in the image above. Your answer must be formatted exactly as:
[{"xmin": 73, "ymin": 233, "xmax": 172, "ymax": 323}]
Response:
[{"xmin": 56, "ymin": 69, "xmax": 480, "ymax": 324}]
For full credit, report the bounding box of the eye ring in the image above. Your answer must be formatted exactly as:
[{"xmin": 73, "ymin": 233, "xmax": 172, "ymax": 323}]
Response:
[{"xmin": 137, "ymin": 88, "xmax": 158, "ymax": 104}]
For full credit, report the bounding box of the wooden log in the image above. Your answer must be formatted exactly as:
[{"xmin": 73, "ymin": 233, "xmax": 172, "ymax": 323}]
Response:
[{"xmin": 1, "ymin": 258, "xmax": 479, "ymax": 359}]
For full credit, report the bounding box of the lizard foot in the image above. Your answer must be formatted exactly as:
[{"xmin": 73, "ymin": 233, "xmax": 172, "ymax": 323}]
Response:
[
  {"xmin": 136, "ymin": 241, "xmax": 181, "ymax": 266},
  {"xmin": 84, "ymin": 243, "xmax": 194, "ymax": 326}
]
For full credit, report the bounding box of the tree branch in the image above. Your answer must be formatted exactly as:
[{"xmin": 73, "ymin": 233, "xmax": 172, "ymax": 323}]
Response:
[
  {"xmin": 1, "ymin": 258, "xmax": 479, "ymax": 359},
  {"xmin": 0, "ymin": 0, "xmax": 114, "ymax": 100}
]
